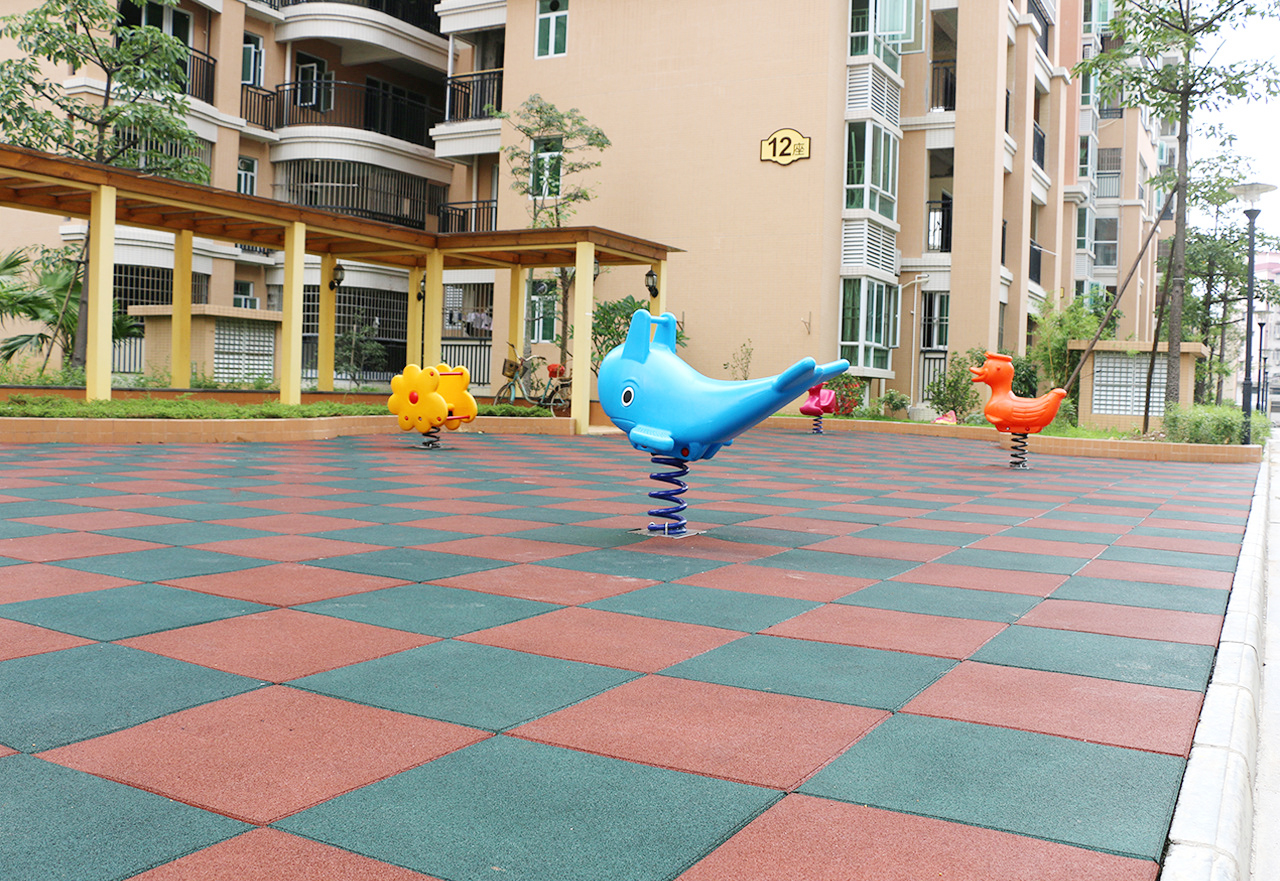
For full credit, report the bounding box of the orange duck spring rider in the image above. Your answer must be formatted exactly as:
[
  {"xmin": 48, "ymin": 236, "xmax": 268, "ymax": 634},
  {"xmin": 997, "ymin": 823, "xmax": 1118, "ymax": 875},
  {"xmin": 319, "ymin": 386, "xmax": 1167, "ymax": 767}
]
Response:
[{"xmin": 969, "ymin": 352, "xmax": 1065, "ymax": 469}]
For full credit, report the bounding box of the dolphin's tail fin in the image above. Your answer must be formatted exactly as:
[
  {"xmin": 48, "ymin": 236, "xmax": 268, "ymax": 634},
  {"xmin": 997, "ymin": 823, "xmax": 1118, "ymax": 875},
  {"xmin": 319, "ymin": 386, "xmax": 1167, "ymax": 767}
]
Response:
[{"xmin": 772, "ymin": 358, "xmax": 850, "ymax": 398}]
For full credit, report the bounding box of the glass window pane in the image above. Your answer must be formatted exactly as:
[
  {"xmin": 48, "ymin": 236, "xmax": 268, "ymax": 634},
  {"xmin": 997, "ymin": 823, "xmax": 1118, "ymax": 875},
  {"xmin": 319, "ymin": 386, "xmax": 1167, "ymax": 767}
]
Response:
[{"xmin": 554, "ymin": 16, "xmax": 567, "ymax": 54}]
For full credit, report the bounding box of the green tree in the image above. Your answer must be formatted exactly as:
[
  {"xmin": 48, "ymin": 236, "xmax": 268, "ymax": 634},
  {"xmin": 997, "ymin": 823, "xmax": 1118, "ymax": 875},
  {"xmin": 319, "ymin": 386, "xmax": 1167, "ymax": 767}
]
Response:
[
  {"xmin": 1027, "ymin": 297, "xmax": 1102, "ymax": 391},
  {"xmin": 495, "ymin": 94, "xmax": 610, "ymax": 371},
  {"xmin": 335, "ymin": 310, "xmax": 387, "ymax": 384},
  {"xmin": 0, "ymin": 0, "xmax": 209, "ymax": 370},
  {"xmin": 1076, "ymin": 0, "xmax": 1280, "ymax": 407},
  {"xmin": 589, "ymin": 294, "xmax": 687, "ymax": 375},
  {"xmin": 924, "ymin": 353, "xmax": 981, "ymax": 421}
]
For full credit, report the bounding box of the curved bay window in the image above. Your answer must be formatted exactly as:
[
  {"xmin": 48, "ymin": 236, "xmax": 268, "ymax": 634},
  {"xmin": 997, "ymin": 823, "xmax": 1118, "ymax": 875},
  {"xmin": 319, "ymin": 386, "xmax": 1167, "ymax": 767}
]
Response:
[
  {"xmin": 845, "ymin": 121, "xmax": 898, "ymax": 220},
  {"xmin": 840, "ymin": 277, "xmax": 900, "ymax": 370}
]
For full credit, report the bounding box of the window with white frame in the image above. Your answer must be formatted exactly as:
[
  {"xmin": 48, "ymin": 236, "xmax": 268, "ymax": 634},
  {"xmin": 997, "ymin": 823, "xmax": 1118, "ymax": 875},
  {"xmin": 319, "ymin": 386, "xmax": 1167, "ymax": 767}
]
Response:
[
  {"xmin": 845, "ymin": 121, "xmax": 898, "ymax": 219},
  {"xmin": 1095, "ymin": 216, "xmax": 1119, "ymax": 266},
  {"xmin": 840, "ymin": 277, "xmax": 900, "ymax": 370},
  {"xmin": 1077, "ymin": 205, "xmax": 1094, "ymax": 251},
  {"xmin": 233, "ymin": 280, "xmax": 259, "ymax": 310},
  {"xmin": 527, "ymin": 278, "xmax": 558, "ymax": 343},
  {"xmin": 242, "ymin": 33, "xmax": 263, "ymax": 86},
  {"xmin": 295, "ymin": 53, "xmax": 333, "ymax": 110},
  {"xmin": 530, "ymin": 137, "xmax": 563, "ymax": 199},
  {"xmin": 237, "ymin": 157, "xmax": 257, "ymax": 196},
  {"xmin": 536, "ymin": 0, "xmax": 568, "ymax": 58}
]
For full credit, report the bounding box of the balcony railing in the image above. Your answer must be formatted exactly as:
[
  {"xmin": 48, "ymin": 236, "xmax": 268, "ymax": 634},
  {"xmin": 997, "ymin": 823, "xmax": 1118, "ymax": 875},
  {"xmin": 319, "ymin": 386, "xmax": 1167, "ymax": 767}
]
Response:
[
  {"xmin": 1029, "ymin": 240, "xmax": 1044, "ymax": 284},
  {"xmin": 438, "ymin": 200, "xmax": 497, "ymax": 233},
  {"xmin": 279, "ymin": 0, "xmax": 441, "ymax": 34},
  {"xmin": 446, "ymin": 70, "xmax": 503, "ymax": 122},
  {"xmin": 241, "ymin": 84, "xmax": 275, "ymax": 128},
  {"xmin": 275, "ymin": 81, "xmax": 443, "ymax": 148},
  {"xmin": 930, "ymin": 60, "xmax": 956, "ymax": 112},
  {"xmin": 1032, "ymin": 120, "xmax": 1046, "ymax": 169},
  {"xmin": 926, "ymin": 200, "xmax": 952, "ymax": 252},
  {"xmin": 1001, "ymin": 220, "xmax": 1008, "ymax": 266},
  {"xmin": 183, "ymin": 47, "xmax": 215, "ymax": 104},
  {"xmin": 1005, "ymin": 89, "xmax": 1012, "ymax": 133},
  {"xmin": 1099, "ymin": 106, "xmax": 1124, "ymax": 119}
]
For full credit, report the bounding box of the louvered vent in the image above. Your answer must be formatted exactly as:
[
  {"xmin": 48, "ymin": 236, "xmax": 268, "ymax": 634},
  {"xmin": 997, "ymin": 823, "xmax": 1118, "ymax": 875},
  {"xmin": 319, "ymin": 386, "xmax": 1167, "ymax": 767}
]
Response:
[
  {"xmin": 847, "ymin": 66, "xmax": 901, "ymax": 126},
  {"xmin": 842, "ymin": 219, "xmax": 897, "ymax": 273}
]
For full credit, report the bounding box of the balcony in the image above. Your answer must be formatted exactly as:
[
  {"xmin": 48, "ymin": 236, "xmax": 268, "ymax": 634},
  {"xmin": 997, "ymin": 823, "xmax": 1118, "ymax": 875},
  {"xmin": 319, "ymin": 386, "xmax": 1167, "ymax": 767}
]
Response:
[
  {"xmin": 438, "ymin": 200, "xmax": 497, "ymax": 233},
  {"xmin": 1029, "ymin": 240, "xmax": 1044, "ymax": 284},
  {"xmin": 447, "ymin": 70, "xmax": 503, "ymax": 122},
  {"xmin": 274, "ymin": 157, "xmax": 444, "ymax": 229},
  {"xmin": 930, "ymin": 61, "xmax": 956, "ymax": 112},
  {"xmin": 183, "ymin": 47, "xmax": 215, "ymax": 104},
  {"xmin": 275, "ymin": 81, "xmax": 443, "ymax": 149},
  {"xmin": 279, "ymin": 0, "xmax": 441, "ymax": 34},
  {"xmin": 1032, "ymin": 121, "xmax": 1046, "ymax": 169},
  {"xmin": 241, "ymin": 84, "xmax": 275, "ymax": 129},
  {"xmin": 926, "ymin": 199, "xmax": 952, "ymax": 252}
]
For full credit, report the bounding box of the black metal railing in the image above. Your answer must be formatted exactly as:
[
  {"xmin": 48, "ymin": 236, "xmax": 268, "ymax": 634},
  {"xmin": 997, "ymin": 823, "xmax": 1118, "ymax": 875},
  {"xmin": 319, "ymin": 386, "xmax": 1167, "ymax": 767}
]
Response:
[
  {"xmin": 441, "ymin": 342, "xmax": 491, "ymax": 385},
  {"xmin": 930, "ymin": 60, "xmax": 956, "ymax": 112},
  {"xmin": 926, "ymin": 199, "xmax": 952, "ymax": 252},
  {"xmin": 275, "ymin": 81, "xmax": 443, "ymax": 149},
  {"xmin": 247, "ymin": 0, "xmax": 280, "ymax": 8},
  {"xmin": 1001, "ymin": 220, "xmax": 1008, "ymax": 266},
  {"xmin": 1032, "ymin": 120, "xmax": 1046, "ymax": 169},
  {"xmin": 1029, "ymin": 0, "xmax": 1051, "ymax": 55},
  {"xmin": 184, "ymin": 47, "xmax": 215, "ymax": 104},
  {"xmin": 447, "ymin": 70, "xmax": 503, "ymax": 122},
  {"xmin": 1005, "ymin": 89, "xmax": 1012, "ymax": 133},
  {"xmin": 1100, "ymin": 106, "xmax": 1124, "ymax": 119},
  {"xmin": 279, "ymin": 0, "xmax": 441, "ymax": 34},
  {"xmin": 1029, "ymin": 240, "xmax": 1043, "ymax": 284},
  {"xmin": 241, "ymin": 84, "xmax": 275, "ymax": 129},
  {"xmin": 438, "ymin": 200, "xmax": 497, "ymax": 233}
]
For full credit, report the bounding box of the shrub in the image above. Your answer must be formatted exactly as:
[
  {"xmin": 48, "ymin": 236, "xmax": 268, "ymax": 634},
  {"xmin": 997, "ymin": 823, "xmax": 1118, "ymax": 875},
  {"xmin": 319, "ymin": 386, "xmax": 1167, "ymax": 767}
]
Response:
[
  {"xmin": 879, "ymin": 388, "xmax": 910, "ymax": 416},
  {"xmin": 825, "ymin": 373, "xmax": 867, "ymax": 416},
  {"xmin": 1163, "ymin": 404, "xmax": 1271, "ymax": 445},
  {"xmin": 924, "ymin": 354, "xmax": 980, "ymax": 421}
]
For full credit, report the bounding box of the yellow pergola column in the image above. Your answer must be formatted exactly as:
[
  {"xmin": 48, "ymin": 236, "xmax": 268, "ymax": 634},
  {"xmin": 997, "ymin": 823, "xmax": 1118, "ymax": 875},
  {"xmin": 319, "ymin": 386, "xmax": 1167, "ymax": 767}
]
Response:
[
  {"xmin": 422, "ymin": 249, "xmax": 444, "ymax": 365},
  {"xmin": 279, "ymin": 221, "xmax": 306, "ymax": 405},
  {"xmin": 317, "ymin": 254, "xmax": 337, "ymax": 391},
  {"xmin": 171, "ymin": 230, "xmax": 193, "ymax": 388},
  {"xmin": 571, "ymin": 241, "xmax": 595, "ymax": 435},
  {"xmin": 507, "ymin": 266, "xmax": 526, "ymax": 358},
  {"xmin": 85, "ymin": 185, "xmax": 116, "ymax": 401},
  {"xmin": 648, "ymin": 260, "xmax": 668, "ymax": 316},
  {"xmin": 406, "ymin": 264, "xmax": 426, "ymax": 368}
]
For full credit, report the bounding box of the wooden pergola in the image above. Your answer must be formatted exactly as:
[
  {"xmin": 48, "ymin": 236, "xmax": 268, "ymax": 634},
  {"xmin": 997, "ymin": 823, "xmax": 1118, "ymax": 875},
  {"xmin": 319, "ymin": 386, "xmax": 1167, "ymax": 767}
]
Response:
[{"xmin": 0, "ymin": 144, "xmax": 677, "ymax": 434}]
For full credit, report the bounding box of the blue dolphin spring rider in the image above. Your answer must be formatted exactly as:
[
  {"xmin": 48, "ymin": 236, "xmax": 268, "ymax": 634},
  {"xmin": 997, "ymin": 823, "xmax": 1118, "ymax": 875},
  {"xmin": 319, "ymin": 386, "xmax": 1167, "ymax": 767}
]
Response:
[{"xmin": 598, "ymin": 310, "xmax": 849, "ymax": 536}]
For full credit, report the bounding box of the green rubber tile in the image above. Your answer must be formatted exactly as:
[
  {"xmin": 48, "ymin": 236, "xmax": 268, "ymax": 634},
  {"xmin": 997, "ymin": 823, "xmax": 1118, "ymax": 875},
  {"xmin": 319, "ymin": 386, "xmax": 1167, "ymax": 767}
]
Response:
[
  {"xmin": 836, "ymin": 581, "xmax": 1040, "ymax": 622},
  {"xmin": 663, "ymin": 634, "xmax": 953, "ymax": 710},
  {"xmin": 847, "ymin": 525, "xmax": 986, "ymax": 546},
  {"xmin": 731, "ymin": 496, "xmax": 833, "ymax": 509},
  {"xmin": 153, "ymin": 491, "xmax": 282, "ymax": 505},
  {"xmin": 697, "ymin": 524, "xmax": 829, "ymax": 548},
  {"xmin": 673, "ymin": 508, "xmax": 764, "ymax": 525},
  {"xmin": 971, "ymin": 624, "xmax": 1216, "ymax": 690},
  {"xmin": 0, "ymin": 643, "xmax": 265, "ymax": 752},
  {"xmin": 136, "ymin": 503, "xmax": 272, "ymax": 521},
  {"xmin": 277, "ymin": 735, "xmax": 778, "ymax": 881},
  {"xmin": 751, "ymin": 549, "xmax": 919, "ymax": 581},
  {"xmin": 0, "ymin": 485, "xmax": 119, "ymax": 501},
  {"xmin": 52, "ymin": 547, "xmax": 272, "ymax": 581},
  {"xmin": 298, "ymin": 584, "xmax": 559, "ymax": 637},
  {"xmin": 486, "ymin": 506, "xmax": 612, "ymax": 524},
  {"xmin": 930, "ymin": 548, "xmax": 1085, "ymax": 576},
  {"xmin": 853, "ymin": 497, "xmax": 951, "ymax": 510},
  {"xmin": 101, "ymin": 522, "xmax": 273, "ymax": 545},
  {"xmin": 584, "ymin": 583, "xmax": 818, "ymax": 632},
  {"xmin": 538, "ymin": 548, "xmax": 729, "ymax": 581},
  {"xmin": 999, "ymin": 525, "xmax": 1125, "ymax": 544},
  {"xmin": 1097, "ymin": 545, "xmax": 1238, "ymax": 572},
  {"xmin": 507, "ymin": 525, "xmax": 649, "ymax": 548},
  {"xmin": 308, "ymin": 506, "xmax": 448, "ymax": 524},
  {"xmin": 795, "ymin": 509, "xmax": 899, "ymax": 525},
  {"xmin": 1051, "ymin": 576, "xmax": 1229, "ymax": 615},
  {"xmin": 1129, "ymin": 526, "xmax": 1242, "ymax": 543},
  {"xmin": 310, "ymin": 524, "xmax": 473, "ymax": 546},
  {"xmin": 0, "ymin": 754, "xmax": 249, "ymax": 881},
  {"xmin": 307, "ymin": 548, "xmax": 509, "ymax": 581},
  {"xmin": 0, "ymin": 583, "xmax": 269, "ymax": 641},
  {"xmin": 799, "ymin": 714, "xmax": 1184, "ymax": 860},
  {"xmin": 0, "ymin": 521, "xmax": 60, "ymax": 540},
  {"xmin": 293, "ymin": 640, "xmax": 635, "ymax": 731},
  {"xmin": 0, "ymin": 501, "xmax": 103, "ymax": 520},
  {"xmin": 1040, "ymin": 511, "xmax": 1145, "ymax": 526},
  {"xmin": 309, "ymin": 492, "xmax": 414, "ymax": 506},
  {"xmin": 918, "ymin": 510, "xmax": 1028, "ymax": 526}
]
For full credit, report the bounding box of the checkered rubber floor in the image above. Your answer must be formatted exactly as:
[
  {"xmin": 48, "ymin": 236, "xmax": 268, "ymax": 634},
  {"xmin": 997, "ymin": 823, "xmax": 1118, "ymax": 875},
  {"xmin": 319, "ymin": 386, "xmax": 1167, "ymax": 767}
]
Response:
[{"xmin": 0, "ymin": 429, "xmax": 1256, "ymax": 880}]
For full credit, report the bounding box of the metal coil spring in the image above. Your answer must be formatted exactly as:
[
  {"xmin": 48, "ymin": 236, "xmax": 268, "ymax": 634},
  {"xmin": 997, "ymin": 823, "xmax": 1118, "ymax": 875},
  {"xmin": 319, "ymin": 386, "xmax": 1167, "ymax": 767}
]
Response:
[
  {"xmin": 1009, "ymin": 432, "xmax": 1029, "ymax": 469},
  {"xmin": 811, "ymin": 414, "xmax": 824, "ymax": 434},
  {"xmin": 420, "ymin": 425, "xmax": 442, "ymax": 449},
  {"xmin": 647, "ymin": 455, "xmax": 689, "ymax": 536}
]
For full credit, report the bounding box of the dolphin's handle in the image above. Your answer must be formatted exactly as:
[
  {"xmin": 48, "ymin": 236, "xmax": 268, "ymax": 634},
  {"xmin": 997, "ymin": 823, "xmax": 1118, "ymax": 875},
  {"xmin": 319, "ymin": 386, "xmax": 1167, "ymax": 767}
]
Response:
[{"xmin": 651, "ymin": 312, "xmax": 678, "ymax": 350}]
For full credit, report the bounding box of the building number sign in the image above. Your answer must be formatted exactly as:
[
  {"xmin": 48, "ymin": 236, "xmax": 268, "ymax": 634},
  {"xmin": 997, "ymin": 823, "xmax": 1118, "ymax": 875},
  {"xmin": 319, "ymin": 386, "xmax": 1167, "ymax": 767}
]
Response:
[{"xmin": 761, "ymin": 129, "xmax": 811, "ymax": 165}]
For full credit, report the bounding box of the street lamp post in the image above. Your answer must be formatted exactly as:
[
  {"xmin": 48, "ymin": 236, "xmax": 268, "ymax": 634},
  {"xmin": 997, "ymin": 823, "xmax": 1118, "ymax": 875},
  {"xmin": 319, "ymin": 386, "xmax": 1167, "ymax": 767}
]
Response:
[
  {"xmin": 1258, "ymin": 317, "xmax": 1266, "ymax": 414},
  {"xmin": 1227, "ymin": 182, "xmax": 1276, "ymax": 444}
]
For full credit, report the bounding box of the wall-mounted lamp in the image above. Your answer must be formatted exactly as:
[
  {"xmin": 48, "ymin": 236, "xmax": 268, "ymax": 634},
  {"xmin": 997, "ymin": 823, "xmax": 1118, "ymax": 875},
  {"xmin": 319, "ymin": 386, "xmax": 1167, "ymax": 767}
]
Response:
[
  {"xmin": 594, "ymin": 257, "xmax": 601, "ymax": 279},
  {"xmin": 329, "ymin": 264, "xmax": 346, "ymax": 290},
  {"xmin": 416, "ymin": 274, "xmax": 426, "ymax": 301},
  {"xmin": 644, "ymin": 269, "xmax": 659, "ymax": 298}
]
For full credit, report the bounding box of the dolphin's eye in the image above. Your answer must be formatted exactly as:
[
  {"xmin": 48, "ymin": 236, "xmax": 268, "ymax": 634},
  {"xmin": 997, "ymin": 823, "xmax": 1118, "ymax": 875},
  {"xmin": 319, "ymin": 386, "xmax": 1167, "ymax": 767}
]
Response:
[{"xmin": 621, "ymin": 387, "xmax": 634, "ymax": 407}]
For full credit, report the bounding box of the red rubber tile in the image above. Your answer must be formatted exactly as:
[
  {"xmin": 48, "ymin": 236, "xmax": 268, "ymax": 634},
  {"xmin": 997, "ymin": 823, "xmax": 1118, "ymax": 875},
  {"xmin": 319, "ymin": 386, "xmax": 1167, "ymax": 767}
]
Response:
[
  {"xmin": 162, "ymin": 562, "xmax": 410, "ymax": 605},
  {"xmin": 90, "ymin": 479, "xmax": 212, "ymax": 494},
  {"xmin": 887, "ymin": 517, "xmax": 1004, "ymax": 535},
  {"xmin": 232, "ymin": 497, "xmax": 357, "ymax": 513},
  {"xmin": 14, "ymin": 511, "xmax": 185, "ymax": 531},
  {"xmin": 0, "ymin": 532, "xmax": 166, "ymax": 563},
  {"xmin": 512, "ymin": 676, "xmax": 886, "ymax": 790},
  {"xmin": 39, "ymin": 685, "xmax": 488, "ymax": 824},
  {"xmin": 0, "ymin": 618, "xmax": 95, "ymax": 661},
  {"xmin": 129, "ymin": 828, "xmax": 440, "ymax": 880},
  {"xmin": 675, "ymin": 563, "xmax": 876, "ymax": 602},
  {"xmin": 545, "ymin": 499, "xmax": 640, "ymax": 514},
  {"xmin": 734, "ymin": 515, "xmax": 870, "ymax": 535},
  {"xmin": 1077, "ymin": 559, "xmax": 1233, "ymax": 590},
  {"xmin": 1060, "ymin": 503, "xmax": 1155, "ymax": 517},
  {"xmin": 0, "ymin": 562, "xmax": 138, "ymax": 601},
  {"xmin": 1114, "ymin": 534, "xmax": 1240, "ymax": 557},
  {"xmin": 763, "ymin": 604, "xmax": 1006, "ymax": 659},
  {"xmin": 434, "ymin": 563, "xmax": 658, "ymax": 604},
  {"xmin": 891, "ymin": 491, "xmax": 977, "ymax": 504},
  {"xmin": 74, "ymin": 495, "xmax": 193, "ymax": 510},
  {"xmin": 192, "ymin": 535, "xmax": 387, "ymax": 563},
  {"xmin": 676, "ymin": 794, "xmax": 1158, "ymax": 881},
  {"xmin": 1024, "ymin": 516, "xmax": 1135, "ymax": 534},
  {"xmin": 106, "ymin": 469, "xmax": 223, "ymax": 481},
  {"xmin": 119, "ymin": 609, "xmax": 437, "ymax": 682},
  {"xmin": 827, "ymin": 502, "xmax": 933, "ymax": 518},
  {"xmin": 243, "ymin": 483, "xmax": 347, "ymax": 498},
  {"xmin": 0, "ymin": 745, "xmax": 15, "ymax": 758},
  {"xmin": 807, "ymin": 535, "xmax": 954, "ymax": 562},
  {"xmin": 968, "ymin": 534, "xmax": 1106, "ymax": 558},
  {"xmin": 777, "ymin": 490, "xmax": 870, "ymax": 502},
  {"xmin": 700, "ymin": 501, "xmax": 807, "ymax": 515},
  {"xmin": 396, "ymin": 514, "xmax": 546, "ymax": 535},
  {"xmin": 204, "ymin": 513, "xmax": 372, "ymax": 534},
  {"xmin": 904, "ymin": 661, "xmax": 1202, "ymax": 756},
  {"xmin": 382, "ymin": 484, "xmax": 499, "ymax": 500},
  {"xmin": 625, "ymin": 535, "xmax": 785, "ymax": 564},
  {"xmin": 949, "ymin": 503, "xmax": 1043, "ymax": 517},
  {"xmin": 1017, "ymin": 598, "xmax": 1223, "ymax": 645},
  {"xmin": 1142, "ymin": 517, "xmax": 1242, "ymax": 534},
  {"xmin": 388, "ymin": 499, "xmax": 519, "ymax": 514},
  {"xmin": 0, "ymin": 478, "xmax": 54, "ymax": 489},
  {"xmin": 458, "ymin": 607, "xmax": 741, "ymax": 672},
  {"xmin": 424, "ymin": 535, "xmax": 593, "ymax": 563},
  {"xmin": 892, "ymin": 563, "xmax": 1066, "ymax": 596}
]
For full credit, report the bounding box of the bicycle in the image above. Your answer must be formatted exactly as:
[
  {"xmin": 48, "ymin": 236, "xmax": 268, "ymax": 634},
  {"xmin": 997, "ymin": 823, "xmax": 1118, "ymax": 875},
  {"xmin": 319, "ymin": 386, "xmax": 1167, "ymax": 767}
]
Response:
[{"xmin": 493, "ymin": 343, "xmax": 572, "ymax": 414}]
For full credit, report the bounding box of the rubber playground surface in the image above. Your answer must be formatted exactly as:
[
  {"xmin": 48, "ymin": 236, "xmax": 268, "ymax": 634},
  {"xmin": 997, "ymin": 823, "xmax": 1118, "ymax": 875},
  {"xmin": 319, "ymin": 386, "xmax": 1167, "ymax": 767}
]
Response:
[{"xmin": 0, "ymin": 428, "xmax": 1256, "ymax": 880}]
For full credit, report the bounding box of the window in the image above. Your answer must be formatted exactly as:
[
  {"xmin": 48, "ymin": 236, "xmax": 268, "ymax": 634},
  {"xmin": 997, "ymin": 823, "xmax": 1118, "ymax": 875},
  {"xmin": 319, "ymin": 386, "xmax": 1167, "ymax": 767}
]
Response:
[
  {"xmin": 839, "ymin": 277, "xmax": 899, "ymax": 370},
  {"xmin": 1076, "ymin": 205, "xmax": 1094, "ymax": 251},
  {"xmin": 1079, "ymin": 135, "xmax": 1095, "ymax": 179},
  {"xmin": 530, "ymin": 137, "xmax": 563, "ymax": 199},
  {"xmin": 233, "ymin": 281, "xmax": 259, "ymax": 310},
  {"xmin": 536, "ymin": 0, "xmax": 568, "ymax": 58},
  {"xmin": 237, "ymin": 157, "xmax": 257, "ymax": 196},
  {"xmin": 295, "ymin": 53, "xmax": 333, "ymax": 111},
  {"xmin": 848, "ymin": 0, "xmax": 908, "ymax": 71},
  {"xmin": 527, "ymin": 278, "xmax": 558, "ymax": 343},
  {"xmin": 920, "ymin": 291, "xmax": 949, "ymax": 350},
  {"xmin": 845, "ymin": 121, "xmax": 897, "ymax": 219},
  {"xmin": 1095, "ymin": 217, "xmax": 1119, "ymax": 266},
  {"xmin": 242, "ymin": 33, "xmax": 263, "ymax": 87},
  {"xmin": 119, "ymin": 1, "xmax": 190, "ymax": 43}
]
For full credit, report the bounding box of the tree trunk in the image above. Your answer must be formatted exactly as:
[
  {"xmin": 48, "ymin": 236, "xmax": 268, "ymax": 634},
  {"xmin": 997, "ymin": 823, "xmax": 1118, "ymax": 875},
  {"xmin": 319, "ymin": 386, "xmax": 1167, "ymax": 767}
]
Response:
[{"xmin": 1164, "ymin": 86, "xmax": 1192, "ymax": 407}]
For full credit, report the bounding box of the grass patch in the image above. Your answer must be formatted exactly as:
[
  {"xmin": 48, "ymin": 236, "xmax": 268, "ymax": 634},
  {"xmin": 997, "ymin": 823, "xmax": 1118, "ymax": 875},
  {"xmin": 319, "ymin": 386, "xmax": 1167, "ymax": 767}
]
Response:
[{"xmin": 0, "ymin": 394, "xmax": 552, "ymax": 420}]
